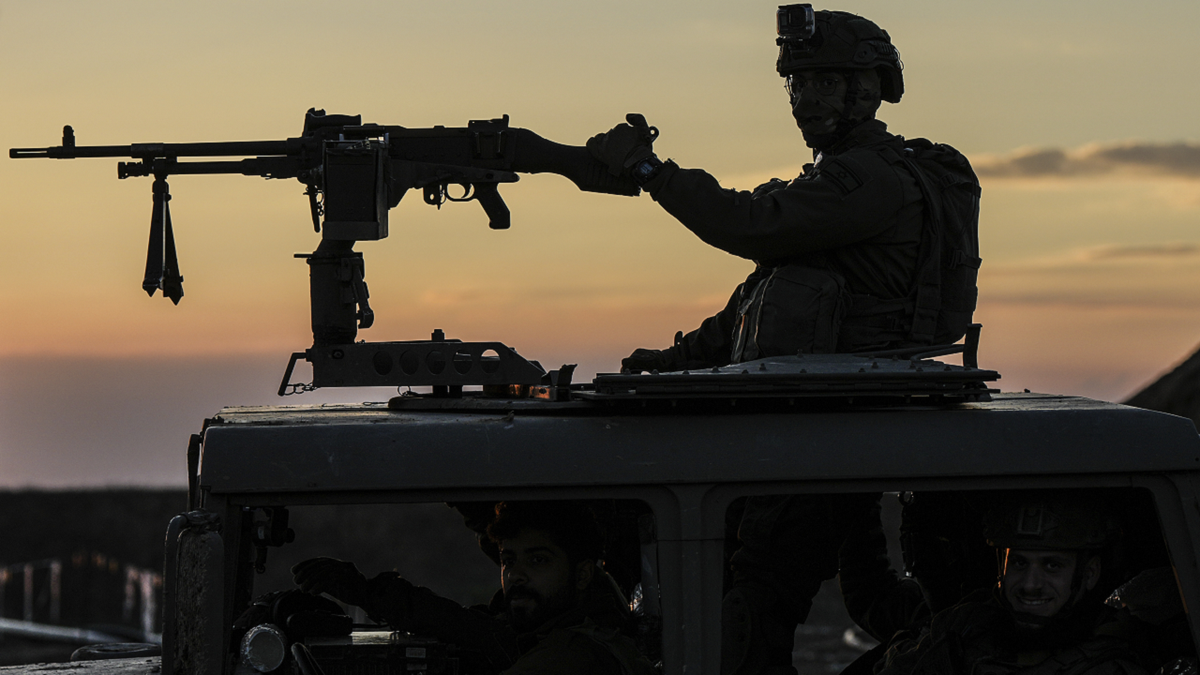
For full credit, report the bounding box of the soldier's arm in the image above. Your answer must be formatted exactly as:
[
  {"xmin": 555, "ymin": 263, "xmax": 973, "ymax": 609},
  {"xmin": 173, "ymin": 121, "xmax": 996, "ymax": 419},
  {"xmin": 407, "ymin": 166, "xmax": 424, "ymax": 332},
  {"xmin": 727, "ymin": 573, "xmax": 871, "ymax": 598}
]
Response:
[
  {"xmin": 626, "ymin": 266, "xmax": 781, "ymax": 372},
  {"xmin": 670, "ymin": 285, "xmax": 740, "ymax": 369},
  {"xmin": 838, "ymin": 497, "xmax": 927, "ymax": 643},
  {"xmin": 642, "ymin": 152, "xmax": 909, "ymax": 261},
  {"xmin": 363, "ymin": 573, "xmax": 520, "ymax": 673}
]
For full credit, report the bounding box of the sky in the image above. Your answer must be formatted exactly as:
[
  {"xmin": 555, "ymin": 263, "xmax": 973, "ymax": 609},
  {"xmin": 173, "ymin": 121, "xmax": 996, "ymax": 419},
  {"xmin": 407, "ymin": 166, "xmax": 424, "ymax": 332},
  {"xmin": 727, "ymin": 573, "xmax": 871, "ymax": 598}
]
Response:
[{"xmin": 1, "ymin": 0, "xmax": 1199, "ymax": 486}]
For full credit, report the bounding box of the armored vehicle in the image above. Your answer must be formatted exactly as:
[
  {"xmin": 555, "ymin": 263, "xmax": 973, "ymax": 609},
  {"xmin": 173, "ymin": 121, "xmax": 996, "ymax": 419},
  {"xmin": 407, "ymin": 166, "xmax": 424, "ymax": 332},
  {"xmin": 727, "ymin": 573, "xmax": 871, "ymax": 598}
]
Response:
[
  {"xmin": 6, "ymin": 346, "xmax": 1200, "ymax": 675},
  {"xmin": 7, "ymin": 115, "xmax": 1200, "ymax": 675}
]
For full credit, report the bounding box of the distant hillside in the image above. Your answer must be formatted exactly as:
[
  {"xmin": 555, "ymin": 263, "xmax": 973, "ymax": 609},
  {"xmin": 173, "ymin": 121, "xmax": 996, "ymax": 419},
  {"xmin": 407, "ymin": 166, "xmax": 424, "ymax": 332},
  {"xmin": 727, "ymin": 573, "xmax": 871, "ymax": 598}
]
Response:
[
  {"xmin": 0, "ymin": 489, "xmax": 186, "ymax": 570},
  {"xmin": 1124, "ymin": 343, "xmax": 1200, "ymax": 429},
  {"xmin": 0, "ymin": 490, "xmax": 499, "ymax": 606},
  {"xmin": 0, "ymin": 490, "xmax": 500, "ymax": 667}
]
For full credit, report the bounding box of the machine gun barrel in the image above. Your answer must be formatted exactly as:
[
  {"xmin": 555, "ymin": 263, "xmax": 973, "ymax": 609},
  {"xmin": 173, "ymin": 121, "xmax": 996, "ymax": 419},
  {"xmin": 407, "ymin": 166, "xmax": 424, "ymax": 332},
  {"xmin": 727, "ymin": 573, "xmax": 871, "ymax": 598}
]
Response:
[
  {"xmin": 10, "ymin": 129, "xmax": 300, "ymax": 161},
  {"xmin": 115, "ymin": 157, "xmax": 303, "ymax": 180}
]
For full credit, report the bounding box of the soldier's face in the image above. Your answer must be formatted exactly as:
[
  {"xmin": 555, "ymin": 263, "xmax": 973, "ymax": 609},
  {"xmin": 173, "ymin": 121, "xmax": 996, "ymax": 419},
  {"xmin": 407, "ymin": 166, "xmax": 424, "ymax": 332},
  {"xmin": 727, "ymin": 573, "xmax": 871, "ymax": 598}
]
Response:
[
  {"xmin": 499, "ymin": 528, "xmax": 593, "ymax": 631},
  {"xmin": 787, "ymin": 69, "xmax": 848, "ymax": 138},
  {"xmin": 1002, "ymin": 549, "xmax": 1100, "ymax": 618}
]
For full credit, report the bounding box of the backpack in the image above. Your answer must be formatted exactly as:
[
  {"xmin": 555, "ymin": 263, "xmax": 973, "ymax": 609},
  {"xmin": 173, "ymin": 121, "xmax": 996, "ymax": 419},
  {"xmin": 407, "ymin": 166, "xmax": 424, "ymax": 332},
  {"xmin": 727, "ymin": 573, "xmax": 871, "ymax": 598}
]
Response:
[{"xmin": 900, "ymin": 138, "xmax": 982, "ymax": 346}]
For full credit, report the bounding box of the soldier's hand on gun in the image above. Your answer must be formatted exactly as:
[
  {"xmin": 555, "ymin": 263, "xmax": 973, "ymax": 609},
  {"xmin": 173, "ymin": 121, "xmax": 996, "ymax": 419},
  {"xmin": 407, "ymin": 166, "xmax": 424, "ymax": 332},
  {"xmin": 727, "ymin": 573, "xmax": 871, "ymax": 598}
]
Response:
[
  {"xmin": 292, "ymin": 557, "xmax": 370, "ymax": 608},
  {"xmin": 587, "ymin": 113, "xmax": 659, "ymax": 177}
]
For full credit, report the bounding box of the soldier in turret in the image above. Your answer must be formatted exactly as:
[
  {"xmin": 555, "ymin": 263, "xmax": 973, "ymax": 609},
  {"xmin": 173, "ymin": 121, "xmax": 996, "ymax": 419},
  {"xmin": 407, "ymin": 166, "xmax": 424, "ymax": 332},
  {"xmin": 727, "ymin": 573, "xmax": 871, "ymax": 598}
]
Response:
[
  {"xmin": 583, "ymin": 7, "xmax": 980, "ymax": 675},
  {"xmin": 586, "ymin": 4, "xmax": 980, "ymax": 372}
]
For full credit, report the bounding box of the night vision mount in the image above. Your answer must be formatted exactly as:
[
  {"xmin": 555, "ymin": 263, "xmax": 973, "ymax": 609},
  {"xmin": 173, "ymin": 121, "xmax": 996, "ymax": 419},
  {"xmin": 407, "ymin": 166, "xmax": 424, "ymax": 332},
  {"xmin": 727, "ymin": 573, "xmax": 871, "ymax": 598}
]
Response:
[{"xmin": 11, "ymin": 109, "xmax": 639, "ymax": 396}]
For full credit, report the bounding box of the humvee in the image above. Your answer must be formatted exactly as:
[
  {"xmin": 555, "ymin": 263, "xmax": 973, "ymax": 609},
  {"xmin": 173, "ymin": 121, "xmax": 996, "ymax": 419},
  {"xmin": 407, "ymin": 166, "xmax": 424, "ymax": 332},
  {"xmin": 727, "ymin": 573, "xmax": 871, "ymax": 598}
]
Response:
[
  {"xmin": 6, "ymin": 343, "xmax": 1200, "ymax": 675},
  {"xmin": 7, "ymin": 115, "xmax": 1200, "ymax": 675}
]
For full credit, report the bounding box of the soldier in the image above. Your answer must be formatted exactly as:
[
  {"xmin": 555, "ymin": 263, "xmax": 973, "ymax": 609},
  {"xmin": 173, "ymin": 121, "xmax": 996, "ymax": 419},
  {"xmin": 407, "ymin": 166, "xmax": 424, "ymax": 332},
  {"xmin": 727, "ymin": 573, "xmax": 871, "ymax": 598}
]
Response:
[
  {"xmin": 835, "ymin": 492, "xmax": 1008, "ymax": 675},
  {"xmin": 838, "ymin": 492, "xmax": 996, "ymax": 645},
  {"xmin": 874, "ymin": 494, "xmax": 1146, "ymax": 675},
  {"xmin": 292, "ymin": 501, "xmax": 657, "ymax": 675},
  {"xmin": 586, "ymin": 7, "xmax": 979, "ymax": 675},
  {"xmin": 586, "ymin": 4, "xmax": 980, "ymax": 372}
]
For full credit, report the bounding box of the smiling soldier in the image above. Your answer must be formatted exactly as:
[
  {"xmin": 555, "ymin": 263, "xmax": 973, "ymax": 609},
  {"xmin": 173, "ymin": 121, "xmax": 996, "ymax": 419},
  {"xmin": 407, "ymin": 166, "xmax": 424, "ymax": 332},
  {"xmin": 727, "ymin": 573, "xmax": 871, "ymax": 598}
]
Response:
[
  {"xmin": 1003, "ymin": 548, "xmax": 1098, "ymax": 622},
  {"xmin": 293, "ymin": 501, "xmax": 656, "ymax": 675},
  {"xmin": 874, "ymin": 494, "xmax": 1146, "ymax": 675}
]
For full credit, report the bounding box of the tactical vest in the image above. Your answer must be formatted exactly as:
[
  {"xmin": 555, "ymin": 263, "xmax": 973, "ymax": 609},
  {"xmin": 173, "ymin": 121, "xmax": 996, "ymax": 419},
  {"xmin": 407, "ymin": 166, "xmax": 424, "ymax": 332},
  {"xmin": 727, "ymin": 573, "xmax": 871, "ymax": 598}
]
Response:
[{"xmin": 727, "ymin": 139, "xmax": 981, "ymax": 361}]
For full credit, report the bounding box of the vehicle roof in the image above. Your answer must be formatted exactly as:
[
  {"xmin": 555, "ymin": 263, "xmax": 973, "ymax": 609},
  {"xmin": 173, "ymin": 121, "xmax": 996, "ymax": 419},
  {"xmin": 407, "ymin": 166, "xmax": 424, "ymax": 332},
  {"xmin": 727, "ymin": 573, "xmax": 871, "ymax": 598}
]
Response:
[
  {"xmin": 197, "ymin": 393, "xmax": 1200, "ymax": 495},
  {"xmin": 0, "ymin": 658, "xmax": 159, "ymax": 675}
]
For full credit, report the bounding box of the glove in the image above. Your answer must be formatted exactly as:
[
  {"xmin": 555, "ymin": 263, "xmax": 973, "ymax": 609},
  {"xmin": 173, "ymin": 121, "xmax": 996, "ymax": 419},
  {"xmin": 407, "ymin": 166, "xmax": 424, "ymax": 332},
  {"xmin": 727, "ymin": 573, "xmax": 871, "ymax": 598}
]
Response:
[
  {"xmin": 622, "ymin": 348, "xmax": 673, "ymax": 374},
  {"xmin": 622, "ymin": 330, "xmax": 695, "ymax": 373},
  {"xmin": 751, "ymin": 178, "xmax": 789, "ymax": 199},
  {"xmin": 292, "ymin": 557, "xmax": 370, "ymax": 608},
  {"xmin": 587, "ymin": 113, "xmax": 659, "ymax": 177}
]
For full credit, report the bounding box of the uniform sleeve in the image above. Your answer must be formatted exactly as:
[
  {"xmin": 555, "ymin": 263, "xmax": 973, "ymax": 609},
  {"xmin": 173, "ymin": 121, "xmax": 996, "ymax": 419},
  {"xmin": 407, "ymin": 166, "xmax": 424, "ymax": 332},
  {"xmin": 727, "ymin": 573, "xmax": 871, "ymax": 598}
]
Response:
[
  {"xmin": 1080, "ymin": 659, "xmax": 1149, "ymax": 675},
  {"xmin": 644, "ymin": 151, "xmax": 908, "ymax": 261},
  {"xmin": 500, "ymin": 631, "xmax": 624, "ymax": 675},
  {"xmin": 362, "ymin": 572, "xmax": 519, "ymax": 673},
  {"xmin": 839, "ymin": 497, "xmax": 928, "ymax": 643}
]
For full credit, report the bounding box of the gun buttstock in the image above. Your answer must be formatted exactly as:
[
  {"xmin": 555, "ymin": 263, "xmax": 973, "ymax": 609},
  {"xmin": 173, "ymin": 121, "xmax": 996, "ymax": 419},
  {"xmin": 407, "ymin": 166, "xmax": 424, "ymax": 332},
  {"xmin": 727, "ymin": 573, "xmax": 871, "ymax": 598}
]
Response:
[{"xmin": 509, "ymin": 129, "xmax": 641, "ymax": 197}]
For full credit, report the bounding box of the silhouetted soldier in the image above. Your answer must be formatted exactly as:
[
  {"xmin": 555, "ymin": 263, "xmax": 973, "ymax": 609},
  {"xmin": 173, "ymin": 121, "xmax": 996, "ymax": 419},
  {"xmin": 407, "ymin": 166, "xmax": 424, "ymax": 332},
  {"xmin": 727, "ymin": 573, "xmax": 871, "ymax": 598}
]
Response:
[{"xmin": 587, "ymin": 5, "xmax": 980, "ymax": 371}]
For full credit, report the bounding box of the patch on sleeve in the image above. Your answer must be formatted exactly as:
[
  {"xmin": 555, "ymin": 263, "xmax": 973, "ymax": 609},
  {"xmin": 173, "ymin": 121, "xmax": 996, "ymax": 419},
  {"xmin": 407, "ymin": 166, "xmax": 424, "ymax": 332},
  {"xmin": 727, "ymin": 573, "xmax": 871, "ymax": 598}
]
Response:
[{"xmin": 817, "ymin": 157, "xmax": 866, "ymax": 195}]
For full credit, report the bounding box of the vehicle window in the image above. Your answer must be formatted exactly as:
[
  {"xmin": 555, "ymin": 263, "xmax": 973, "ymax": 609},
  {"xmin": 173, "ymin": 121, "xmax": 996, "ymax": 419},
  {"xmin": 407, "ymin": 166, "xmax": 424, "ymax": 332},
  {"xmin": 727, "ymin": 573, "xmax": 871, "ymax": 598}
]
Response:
[
  {"xmin": 720, "ymin": 488, "xmax": 1188, "ymax": 675},
  {"xmin": 235, "ymin": 499, "xmax": 661, "ymax": 674}
]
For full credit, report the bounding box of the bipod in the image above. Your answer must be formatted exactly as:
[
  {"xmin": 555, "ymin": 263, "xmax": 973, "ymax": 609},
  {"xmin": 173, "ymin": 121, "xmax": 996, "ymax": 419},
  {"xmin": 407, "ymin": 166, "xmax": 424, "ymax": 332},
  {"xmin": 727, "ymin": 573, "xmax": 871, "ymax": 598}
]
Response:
[{"xmin": 143, "ymin": 172, "xmax": 184, "ymax": 304}]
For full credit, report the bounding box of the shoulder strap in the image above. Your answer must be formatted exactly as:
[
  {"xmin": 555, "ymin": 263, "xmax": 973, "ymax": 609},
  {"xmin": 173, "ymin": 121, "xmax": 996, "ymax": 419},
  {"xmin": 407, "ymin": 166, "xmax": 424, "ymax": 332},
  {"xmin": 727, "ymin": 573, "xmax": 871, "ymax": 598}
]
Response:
[
  {"xmin": 567, "ymin": 620, "xmax": 654, "ymax": 675},
  {"xmin": 901, "ymin": 153, "xmax": 945, "ymax": 344}
]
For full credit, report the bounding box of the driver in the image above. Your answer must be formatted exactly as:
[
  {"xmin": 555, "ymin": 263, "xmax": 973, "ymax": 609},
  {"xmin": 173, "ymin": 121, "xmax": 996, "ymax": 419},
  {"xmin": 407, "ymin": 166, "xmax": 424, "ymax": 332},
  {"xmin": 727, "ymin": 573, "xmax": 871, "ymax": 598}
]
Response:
[{"xmin": 292, "ymin": 500, "xmax": 657, "ymax": 675}]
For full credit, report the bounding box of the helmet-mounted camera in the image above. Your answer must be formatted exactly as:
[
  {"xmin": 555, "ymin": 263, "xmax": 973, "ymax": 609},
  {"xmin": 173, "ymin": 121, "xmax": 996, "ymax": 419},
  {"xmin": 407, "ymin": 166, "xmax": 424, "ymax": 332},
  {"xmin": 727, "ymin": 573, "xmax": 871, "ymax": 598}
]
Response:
[{"xmin": 777, "ymin": 4, "xmax": 816, "ymax": 47}]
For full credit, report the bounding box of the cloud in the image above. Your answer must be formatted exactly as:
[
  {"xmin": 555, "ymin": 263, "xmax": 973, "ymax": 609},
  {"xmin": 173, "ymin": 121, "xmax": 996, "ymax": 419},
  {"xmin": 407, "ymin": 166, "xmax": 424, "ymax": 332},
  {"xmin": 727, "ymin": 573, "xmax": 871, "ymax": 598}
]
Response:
[
  {"xmin": 980, "ymin": 242, "xmax": 1200, "ymax": 310},
  {"xmin": 973, "ymin": 141, "xmax": 1200, "ymax": 179},
  {"xmin": 1083, "ymin": 242, "xmax": 1200, "ymax": 261}
]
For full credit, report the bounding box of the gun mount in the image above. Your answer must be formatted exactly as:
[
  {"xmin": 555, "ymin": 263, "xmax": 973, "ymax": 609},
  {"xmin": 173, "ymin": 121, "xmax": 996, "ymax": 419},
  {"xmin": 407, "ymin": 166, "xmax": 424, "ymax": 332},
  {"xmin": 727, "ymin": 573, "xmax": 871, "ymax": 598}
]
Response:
[{"xmin": 10, "ymin": 109, "xmax": 639, "ymax": 395}]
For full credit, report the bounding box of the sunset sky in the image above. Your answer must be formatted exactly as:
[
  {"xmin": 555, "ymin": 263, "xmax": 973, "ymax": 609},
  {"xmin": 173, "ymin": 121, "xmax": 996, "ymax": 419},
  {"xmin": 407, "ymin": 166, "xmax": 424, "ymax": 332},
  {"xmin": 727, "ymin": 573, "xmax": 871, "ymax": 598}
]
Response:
[{"xmin": 2, "ymin": 1, "xmax": 1199, "ymax": 486}]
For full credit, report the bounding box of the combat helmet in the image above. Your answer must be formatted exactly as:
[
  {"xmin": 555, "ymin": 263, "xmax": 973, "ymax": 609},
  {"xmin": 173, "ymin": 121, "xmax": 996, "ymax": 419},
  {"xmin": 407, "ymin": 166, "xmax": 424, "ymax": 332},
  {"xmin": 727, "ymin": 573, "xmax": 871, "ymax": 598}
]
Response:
[
  {"xmin": 983, "ymin": 494, "xmax": 1120, "ymax": 552},
  {"xmin": 775, "ymin": 4, "xmax": 904, "ymax": 103}
]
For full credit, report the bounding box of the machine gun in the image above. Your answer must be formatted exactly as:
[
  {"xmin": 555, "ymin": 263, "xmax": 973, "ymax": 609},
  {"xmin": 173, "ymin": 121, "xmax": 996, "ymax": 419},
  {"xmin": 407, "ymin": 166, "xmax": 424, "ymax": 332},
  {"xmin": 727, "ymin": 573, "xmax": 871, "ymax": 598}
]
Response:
[{"xmin": 11, "ymin": 108, "xmax": 640, "ymax": 394}]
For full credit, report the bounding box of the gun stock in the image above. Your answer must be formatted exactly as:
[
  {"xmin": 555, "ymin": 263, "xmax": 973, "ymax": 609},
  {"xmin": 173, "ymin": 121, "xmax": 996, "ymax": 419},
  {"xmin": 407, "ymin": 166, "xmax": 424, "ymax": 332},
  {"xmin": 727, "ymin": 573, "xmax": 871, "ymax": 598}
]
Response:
[{"xmin": 510, "ymin": 129, "xmax": 640, "ymax": 197}]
